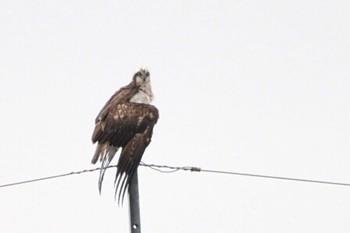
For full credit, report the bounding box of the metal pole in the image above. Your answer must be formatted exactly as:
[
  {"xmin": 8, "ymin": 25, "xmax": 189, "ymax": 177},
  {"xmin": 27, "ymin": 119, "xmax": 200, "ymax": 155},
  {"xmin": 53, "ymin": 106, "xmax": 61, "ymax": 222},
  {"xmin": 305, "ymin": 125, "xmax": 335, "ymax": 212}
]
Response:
[{"xmin": 129, "ymin": 169, "xmax": 141, "ymax": 233}]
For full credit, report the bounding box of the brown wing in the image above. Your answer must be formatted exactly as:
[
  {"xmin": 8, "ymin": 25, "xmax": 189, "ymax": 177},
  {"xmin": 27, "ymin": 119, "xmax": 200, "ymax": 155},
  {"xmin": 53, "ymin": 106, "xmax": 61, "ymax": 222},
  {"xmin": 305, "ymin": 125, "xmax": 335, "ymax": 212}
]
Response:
[
  {"xmin": 92, "ymin": 103, "xmax": 158, "ymax": 149},
  {"xmin": 114, "ymin": 127, "xmax": 153, "ymax": 204},
  {"xmin": 94, "ymin": 84, "xmax": 138, "ymax": 124},
  {"xmin": 91, "ymin": 102, "xmax": 159, "ymax": 201}
]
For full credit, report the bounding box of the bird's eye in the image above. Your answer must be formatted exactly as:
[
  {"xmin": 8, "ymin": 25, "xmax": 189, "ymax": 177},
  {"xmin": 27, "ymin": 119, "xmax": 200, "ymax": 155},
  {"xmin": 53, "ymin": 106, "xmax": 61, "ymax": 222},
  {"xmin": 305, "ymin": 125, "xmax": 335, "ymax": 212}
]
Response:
[{"xmin": 136, "ymin": 72, "xmax": 142, "ymax": 77}]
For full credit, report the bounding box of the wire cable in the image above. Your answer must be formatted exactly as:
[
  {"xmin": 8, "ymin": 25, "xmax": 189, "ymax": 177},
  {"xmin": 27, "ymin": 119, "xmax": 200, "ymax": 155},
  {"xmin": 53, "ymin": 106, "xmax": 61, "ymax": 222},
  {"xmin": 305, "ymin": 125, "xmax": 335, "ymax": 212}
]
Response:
[
  {"xmin": 139, "ymin": 163, "xmax": 350, "ymax": 187},
  {"xmin": 0, "ymin": 163, "xmax": 349, "ymax": 189},
  {"xmin": 0, "ymin": 166, "xmax": 115, "ymax": 188}
]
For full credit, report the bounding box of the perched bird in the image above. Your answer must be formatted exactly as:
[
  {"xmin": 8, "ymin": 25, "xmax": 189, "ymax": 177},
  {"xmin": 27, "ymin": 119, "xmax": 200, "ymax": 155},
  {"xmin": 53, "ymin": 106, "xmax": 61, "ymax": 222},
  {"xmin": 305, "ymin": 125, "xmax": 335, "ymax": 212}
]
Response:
[{"xmin": 91, "ymin": 68, "xmax": 159, "ymax": 204}]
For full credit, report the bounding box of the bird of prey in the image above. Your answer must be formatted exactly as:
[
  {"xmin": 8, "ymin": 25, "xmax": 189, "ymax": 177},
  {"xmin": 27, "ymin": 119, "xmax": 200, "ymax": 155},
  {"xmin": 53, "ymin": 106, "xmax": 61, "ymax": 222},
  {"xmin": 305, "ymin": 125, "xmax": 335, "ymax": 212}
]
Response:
[{"xmin": 91, "ymin": 68, "xmax": 159, "ymax": 204}]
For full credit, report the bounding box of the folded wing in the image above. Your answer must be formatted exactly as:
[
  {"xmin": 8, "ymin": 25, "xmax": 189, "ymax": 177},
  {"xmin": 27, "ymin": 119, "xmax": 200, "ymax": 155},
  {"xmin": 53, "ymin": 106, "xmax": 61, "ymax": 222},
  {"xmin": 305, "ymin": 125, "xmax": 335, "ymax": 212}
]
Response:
[{"xmin": 91, "ymin": 102, "xmax": 159, "ymax": 203}]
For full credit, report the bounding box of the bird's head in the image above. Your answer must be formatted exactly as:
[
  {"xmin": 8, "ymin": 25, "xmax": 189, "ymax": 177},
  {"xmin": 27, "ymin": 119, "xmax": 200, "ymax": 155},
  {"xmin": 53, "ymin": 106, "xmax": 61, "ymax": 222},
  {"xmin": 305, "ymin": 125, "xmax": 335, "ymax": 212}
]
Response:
[
  {"xmin": 131, "ymin": 68, "xmax": 154, "ymax": 103},
  {"xmin": 133, "ymin": 68, "xmax": 150, "ymax": 87}
]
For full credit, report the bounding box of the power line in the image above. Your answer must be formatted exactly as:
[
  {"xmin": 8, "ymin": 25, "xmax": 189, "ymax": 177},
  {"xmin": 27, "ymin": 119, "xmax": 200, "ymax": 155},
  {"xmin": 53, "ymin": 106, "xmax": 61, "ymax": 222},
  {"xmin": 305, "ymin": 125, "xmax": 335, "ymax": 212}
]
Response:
[
  {"xmin": 200, "ymin": 168, "xmax": 350, "ymax": 186},
  {"xmin": 0, "ymin": 166, "xmax": 113, "ymax": 188},
  {"xmin": 139, "ymin": 163, "xmax": 350, "ymax": 187},
  {"xmin": 0, "ymin": 163, "xmax": 349, "ymax": 189}
]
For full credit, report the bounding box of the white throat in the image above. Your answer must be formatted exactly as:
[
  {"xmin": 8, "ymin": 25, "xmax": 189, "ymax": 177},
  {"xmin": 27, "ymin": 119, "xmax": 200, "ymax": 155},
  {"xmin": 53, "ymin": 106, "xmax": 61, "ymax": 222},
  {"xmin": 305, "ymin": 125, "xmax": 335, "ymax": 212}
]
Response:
[{"xmin": 130, "ymin": 90, "xmax": 152, "ymax": 104}]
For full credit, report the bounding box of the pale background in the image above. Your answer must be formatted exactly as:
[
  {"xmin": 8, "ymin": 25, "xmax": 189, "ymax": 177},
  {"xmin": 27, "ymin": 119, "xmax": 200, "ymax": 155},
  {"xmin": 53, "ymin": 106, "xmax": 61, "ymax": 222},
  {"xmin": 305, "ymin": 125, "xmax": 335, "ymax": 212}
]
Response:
[{"xmin": 1, "ymin": 1, "xmax": 350, "ymax": 232}]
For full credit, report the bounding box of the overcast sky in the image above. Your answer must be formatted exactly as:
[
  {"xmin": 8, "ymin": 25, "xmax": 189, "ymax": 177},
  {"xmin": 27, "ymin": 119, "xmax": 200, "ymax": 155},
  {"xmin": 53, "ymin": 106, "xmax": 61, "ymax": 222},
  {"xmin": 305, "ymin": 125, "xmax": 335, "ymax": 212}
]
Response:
[{"xmin": 1, "ymin": 1, "xmax": 350, "ymax": 232}]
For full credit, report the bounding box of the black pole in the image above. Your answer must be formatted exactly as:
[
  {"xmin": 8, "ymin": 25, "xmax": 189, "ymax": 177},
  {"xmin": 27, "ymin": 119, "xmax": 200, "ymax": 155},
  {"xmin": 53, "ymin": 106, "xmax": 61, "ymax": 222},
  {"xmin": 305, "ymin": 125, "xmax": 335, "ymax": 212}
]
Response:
[{"xmin": 129, "ymin": 169, "xmax": 141, "ymax": 233}]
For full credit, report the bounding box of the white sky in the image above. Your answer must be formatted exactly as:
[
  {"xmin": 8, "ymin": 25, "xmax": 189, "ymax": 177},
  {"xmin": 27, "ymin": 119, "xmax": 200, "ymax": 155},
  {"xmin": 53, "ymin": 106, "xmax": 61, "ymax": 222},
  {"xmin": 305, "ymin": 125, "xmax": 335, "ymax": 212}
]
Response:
[{"xmin": 1, "ymin": 1, "xmax": 350, "ymax": 232}]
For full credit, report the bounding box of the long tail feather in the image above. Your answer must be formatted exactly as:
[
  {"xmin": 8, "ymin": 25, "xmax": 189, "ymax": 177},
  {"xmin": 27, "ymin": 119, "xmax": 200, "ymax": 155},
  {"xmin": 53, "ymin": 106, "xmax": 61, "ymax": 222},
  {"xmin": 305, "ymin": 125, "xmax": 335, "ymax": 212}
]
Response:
[
  {"xmin": 119, "ymin": 165, "xmax": 138, "ymax": 205},
  {"xmin": 114, "ymin": 134, "xmax": 147, "ymax": 205},
  {"xmin": 114, "ymin": 155, "xmax": 136, "ymax": 205},
  {"xmin": 97, "ymin": 145, "xmax": 118, "ymax": 194}
]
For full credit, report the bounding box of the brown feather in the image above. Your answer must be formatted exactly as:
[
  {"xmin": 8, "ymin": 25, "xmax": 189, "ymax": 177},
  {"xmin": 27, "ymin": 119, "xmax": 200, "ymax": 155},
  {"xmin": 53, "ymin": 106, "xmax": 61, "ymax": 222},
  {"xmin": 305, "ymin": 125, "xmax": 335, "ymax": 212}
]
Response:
[{"xmin": 91, "ymin": 69, "xmax": 158, "ymax": 203}]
